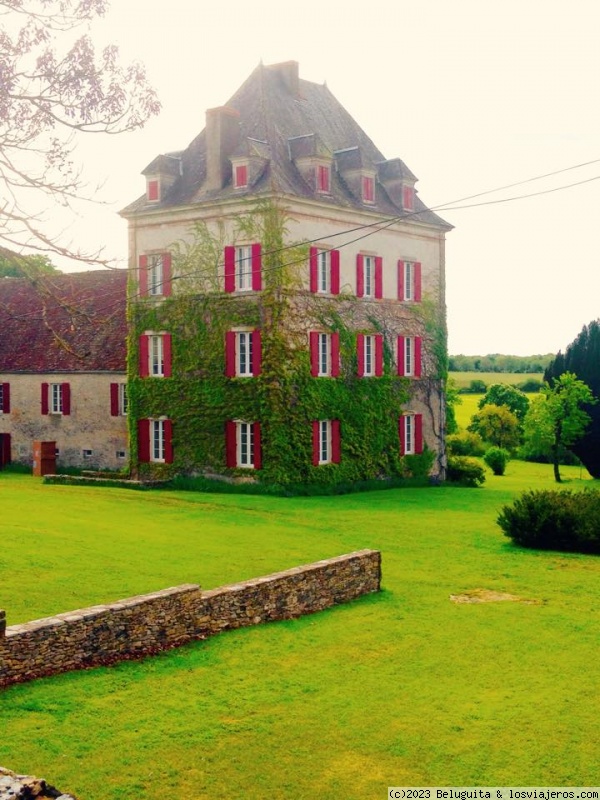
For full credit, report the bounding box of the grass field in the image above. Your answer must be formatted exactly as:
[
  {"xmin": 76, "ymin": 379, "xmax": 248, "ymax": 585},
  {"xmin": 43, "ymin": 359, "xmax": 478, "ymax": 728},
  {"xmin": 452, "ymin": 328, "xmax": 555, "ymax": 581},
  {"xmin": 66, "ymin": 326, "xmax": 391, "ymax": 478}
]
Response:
[
  {"xmin": 2, "ymin": 466, "xmax": 600, "ymax": 798},
  {"xmin": 449, "ymin": 371, "xmax": 543, "ymax": 389}
]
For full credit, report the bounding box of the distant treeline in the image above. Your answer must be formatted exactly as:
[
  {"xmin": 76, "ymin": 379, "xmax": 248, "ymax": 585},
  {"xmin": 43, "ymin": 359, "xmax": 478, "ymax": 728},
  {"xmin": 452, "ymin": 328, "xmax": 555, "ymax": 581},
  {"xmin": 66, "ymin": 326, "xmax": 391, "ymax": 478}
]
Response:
[{"xmin": 449, "ymin": 353, "xmax": 554, "ymax": 374}]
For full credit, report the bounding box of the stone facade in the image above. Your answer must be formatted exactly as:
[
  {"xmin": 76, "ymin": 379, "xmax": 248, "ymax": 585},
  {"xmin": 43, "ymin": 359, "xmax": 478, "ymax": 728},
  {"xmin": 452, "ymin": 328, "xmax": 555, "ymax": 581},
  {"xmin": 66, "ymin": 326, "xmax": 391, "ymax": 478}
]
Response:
[
  {"xmin": 0, "ymin": 766, "xmax": 78, "ymax": 799},
  {"xmin": 0, "ymin": 550, "xmax": 381, "ymax": 688}
]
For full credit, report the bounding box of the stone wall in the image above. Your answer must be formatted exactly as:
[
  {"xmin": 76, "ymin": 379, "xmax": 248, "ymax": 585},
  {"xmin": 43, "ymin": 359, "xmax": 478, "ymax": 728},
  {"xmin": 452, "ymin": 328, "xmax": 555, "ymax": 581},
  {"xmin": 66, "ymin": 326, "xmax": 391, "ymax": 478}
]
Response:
[
  {"xmin": 0, "ymin": 550, "xmax": 380, "ymax": 688},
  {"xmin": 0, "ymin": 765, "xmax": 78, "ymax": 799}
]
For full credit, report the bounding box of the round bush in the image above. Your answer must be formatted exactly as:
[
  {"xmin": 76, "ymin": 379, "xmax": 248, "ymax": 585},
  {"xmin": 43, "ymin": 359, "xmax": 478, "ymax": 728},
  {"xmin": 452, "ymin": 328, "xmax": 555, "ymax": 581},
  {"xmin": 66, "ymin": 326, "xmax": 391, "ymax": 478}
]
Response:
[
  {"xmin": 446, "ymin": 456, "xmax": 486, "ymax": 487},
  {"xmin": 447, "ymin": 431, "xmax": 485, "ymax": 457},
  {"xmin": 483, "ymin": 446, "xmax": 510, "ymax": 475}
]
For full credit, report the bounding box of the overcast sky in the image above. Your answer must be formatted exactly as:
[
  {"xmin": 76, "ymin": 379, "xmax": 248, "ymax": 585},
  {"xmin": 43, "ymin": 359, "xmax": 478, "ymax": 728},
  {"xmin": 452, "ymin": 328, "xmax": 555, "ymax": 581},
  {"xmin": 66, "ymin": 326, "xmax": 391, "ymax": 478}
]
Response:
[{"xmin": 61, "ymin": 0, "xmax": 600, "ymax": 357}]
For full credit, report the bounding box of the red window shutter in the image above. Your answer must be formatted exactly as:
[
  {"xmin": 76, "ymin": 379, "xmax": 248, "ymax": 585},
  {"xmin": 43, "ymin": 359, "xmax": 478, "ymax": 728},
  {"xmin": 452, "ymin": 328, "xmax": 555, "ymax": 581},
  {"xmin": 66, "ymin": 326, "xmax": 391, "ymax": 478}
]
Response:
[
  {"xmin": 2, "ymin": 383, "xmax": 9, "ymax": 414},
  {"xmin": 251, "ymin": 243, "xmax": 262, "ymax": 291},
  {"xmin": 138, "ymin": 419, "xmax": 150, "ymax": 463},
  {"xmin": 164, "ymin": 420, "xmax": 174, "ymax": 464},
  {"xmin": 309, "ymin": 247, "xmax": 318, "ymax": 293},
  {"xmin": 139, "ymin": 255, "xmax": 148, "ymax": 297},
  {"xmin": 253, "ymin": 329, "xmax": 262, "ymax": 376},
  {"xmin": 309, "ymin": 331, "xmax": 319, "ymax": 377},
  {"xmin": 225, "ymin": 331, "xmax": 236, "ymax": 377},
  {"xmin": 62, "ymin": 383, "xmax": 71, "ymax": 415},
  {"xmin": 41, "ymin": 383, "xmax": 49, "ymax": 415},
  {"xmin": 397, "ymin": 336, "xmax": 406, "ymax": 376},
  {"xmin": 224, "ymin": 246, "xmax": 235, "ymax": 293},
  {"xmin": 375, "ymin": 335, "xmax": 383, "ymax": 376},
  {"xmin": 162, "ymin": 252, "xmax": 172, "ymax": 297},
  {"xmin": 225, "ymin": 420, "xmax": 237, "ymax": 468},
  {"xmin": 375, "ymin": 257, "xmax": 383, "ymax": 299},
  {"xmin": 357, "ymin": 334, "xmax": 365, "ymax": 377},
  {"xmin": 399, "ymin": 417, "xmax": 406, "ymax": 456},
  {"xmin": 330, "ymin": 249, "xmax": 340, "ymax": 295},
  {"xmin": 163, "ymin": 334, "xmax": 172, "ymax": 378},
  {"xmin": 415, "ymin": 414, "xmax": 423, "ymax": 454},
  {"xmin": 403, "ymin": 186, "xmax": 414, "ymax": 211},
  {"xmin": 356, "ymin": 254, "xmax": 364, "ymax": 297},
  {"xmin": 235, "ymin": 164, "xmax": 247, "ymax": 187},
  {"xmin": 139, "ymin": 335, "xmax": 149, "ymax": 377},
  {"xmin": 414, "ymin": 337, "xmax": 423, "ymax": 378},
  {"xmin": 312, "ymin": 420, "xmax": 320, "ymax": 466},
  {"xmin": 0, "ymin": 432, "xmax": 10, "ymax": 465},
  {"xmin": 331, "ymin": 419, "xmax": 341, "ymax": 464},
  {"xmin": 110, "ymin": 383, "xmax": 119, "ymax": 416},
  {"xmin": 147, "ymin": 180, "xmax": 159, "ymax": 201},
  {"xmin": 331, "ymin": 332, "xmax": 340, "ymax": 378},
  {"xmin": 253, "ymin": 422, "xmax": 262, "ymax": 470},
  {"xmin": 414, "ymin": 262, "xmax": 422, "ymax": 302},
  {"xmin": 397, "ymin": 260, "xmax": 405, "ymax": 301}
]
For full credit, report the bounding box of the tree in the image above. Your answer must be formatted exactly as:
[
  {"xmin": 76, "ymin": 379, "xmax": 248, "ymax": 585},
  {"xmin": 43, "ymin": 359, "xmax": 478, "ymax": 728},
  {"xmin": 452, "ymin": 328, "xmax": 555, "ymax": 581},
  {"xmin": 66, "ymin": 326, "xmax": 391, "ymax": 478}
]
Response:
[
  {"xmin": 468, "ymin": 403, "xmax": 521, "ymax": 450},
  {"xmin": 478, "ymin": 383, "xmax": 530, "ymax": 422},
  {"xmin": 445, "ymin": 377, "xmax": 461, "ymax": 434},
  {"xmin": 0, "ymin": 246, "xmax": 58, "ymax": 277},
  {"xmin": 544, "ymin": 320, "xmax": 600, "ymax": 477},
  {"xmin": 522, "ymin": 373, "xmax": 596, "ymax": 483},
  {"xmin": 0, "ymin": 0, "xmax": 159, "ymax": 263}
]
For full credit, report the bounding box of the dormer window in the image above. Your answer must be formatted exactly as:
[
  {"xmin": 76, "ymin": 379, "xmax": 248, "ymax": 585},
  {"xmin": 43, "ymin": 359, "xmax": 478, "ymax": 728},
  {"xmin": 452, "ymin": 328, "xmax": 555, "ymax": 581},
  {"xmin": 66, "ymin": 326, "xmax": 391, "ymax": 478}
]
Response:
[
  {"xmin": 403, "ymin": 186, "xmax": 414, "ymax": 211},
  {"xmin": 234, "ymin": 164, "xmax": 248, "ymax": 189},
  {"xmin": 147, "ymin": 179, "xmax": 159, "ymax": 202},
  {"xmin": 362, "ymin": 175, "xmax": 375, "ymax": 204},
  {"xmin": 316, "ymin": 164, "xmax": 331, "ymax": 193}
]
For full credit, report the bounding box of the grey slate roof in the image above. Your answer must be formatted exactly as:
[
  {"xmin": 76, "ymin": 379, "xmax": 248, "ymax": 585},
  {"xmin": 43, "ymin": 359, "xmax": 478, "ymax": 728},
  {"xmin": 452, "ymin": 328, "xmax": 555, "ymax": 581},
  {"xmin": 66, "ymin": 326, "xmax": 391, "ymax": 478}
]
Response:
[{"xmin": 121, "ymin": 61, "xmax": 450, "ymax": 229}]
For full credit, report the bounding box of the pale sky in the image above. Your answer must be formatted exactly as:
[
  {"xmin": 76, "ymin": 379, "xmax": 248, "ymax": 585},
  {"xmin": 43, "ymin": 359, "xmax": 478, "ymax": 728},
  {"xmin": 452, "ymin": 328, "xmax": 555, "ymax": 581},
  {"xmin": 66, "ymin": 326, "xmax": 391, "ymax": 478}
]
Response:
[{"xmin": 57, "ymin": 0, "xmax": 600, "ymax": 357}]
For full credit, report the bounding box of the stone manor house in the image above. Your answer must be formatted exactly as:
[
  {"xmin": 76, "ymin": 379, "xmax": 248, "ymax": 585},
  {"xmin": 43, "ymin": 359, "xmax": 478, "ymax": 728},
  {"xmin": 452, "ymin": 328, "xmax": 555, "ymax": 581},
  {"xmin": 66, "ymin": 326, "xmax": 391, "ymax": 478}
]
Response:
[{"xmin": 0, "ymin": 61, "xmax": 451, "ymax": 484}]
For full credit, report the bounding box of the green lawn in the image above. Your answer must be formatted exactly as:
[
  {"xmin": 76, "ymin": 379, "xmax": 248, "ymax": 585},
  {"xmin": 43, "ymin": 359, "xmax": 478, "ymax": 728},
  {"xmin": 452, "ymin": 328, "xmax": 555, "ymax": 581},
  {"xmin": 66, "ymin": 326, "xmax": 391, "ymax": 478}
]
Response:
[{"xmin": 2, "ymin": 466, "xmax": 600, "ymax": 798}]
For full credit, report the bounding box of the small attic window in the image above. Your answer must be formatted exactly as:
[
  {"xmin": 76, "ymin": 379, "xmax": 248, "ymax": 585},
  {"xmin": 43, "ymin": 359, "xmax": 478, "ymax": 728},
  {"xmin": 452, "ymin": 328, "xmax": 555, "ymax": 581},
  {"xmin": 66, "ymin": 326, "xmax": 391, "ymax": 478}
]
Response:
[
  {"xmin": 147, "ymin": 179, "xmax": 159, "ymax": 202},
  {"xmin": 316, "ymin": 164, "xmax": 331, "ymax": 194},
  {"xmin": 403, "ymin": 186, "xmax": 415, "ymax": 212},
  {"xmin": 362, "ymin": 175, "xmax": 375, "ymax": 204},
  {"xmin": 234, "ymin": 164, "xmax": 248, "ymax": 189}
]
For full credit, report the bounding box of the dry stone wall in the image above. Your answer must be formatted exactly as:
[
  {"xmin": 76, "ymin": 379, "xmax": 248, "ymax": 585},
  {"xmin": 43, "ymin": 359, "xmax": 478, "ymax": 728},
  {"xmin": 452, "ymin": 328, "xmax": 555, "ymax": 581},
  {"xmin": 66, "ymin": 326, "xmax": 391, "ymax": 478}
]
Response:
[{"xmin": 0, "ymin": 550, "xmax": 380, "ymax": 688}]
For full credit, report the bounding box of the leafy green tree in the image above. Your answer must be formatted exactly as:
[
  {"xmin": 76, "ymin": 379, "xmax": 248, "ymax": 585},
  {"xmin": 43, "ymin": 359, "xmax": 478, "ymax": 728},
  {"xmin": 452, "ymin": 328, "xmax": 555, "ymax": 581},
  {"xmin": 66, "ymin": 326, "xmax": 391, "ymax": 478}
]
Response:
[
  {"xmin": 545, "ymin": 320, "xmax": 600, "ymax": 477},
  {"xmin": 445, "ymin": 378, "xmax": 461, "ymax": 434},
  {"xmin": 0, "ymin": 247, "xmax": 58, "ymax": 278},
  {"xmin": 523, "ymin": 373, "xmax": 596, "ymax": 483},
  {"xmin": 468, "ymin": 403, "xmax": 521, "ymax": 450},
  {"xmin": 478, "ymin": 383, "xmax": 530, "ymax": 422}
]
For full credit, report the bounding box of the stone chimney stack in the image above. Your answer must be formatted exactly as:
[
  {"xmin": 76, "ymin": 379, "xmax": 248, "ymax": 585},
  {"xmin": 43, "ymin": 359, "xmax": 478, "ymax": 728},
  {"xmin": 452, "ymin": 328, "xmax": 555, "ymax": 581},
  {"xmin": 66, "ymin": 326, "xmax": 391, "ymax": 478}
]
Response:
[
  {"xmin": 268, "ymin": 60, "xmax": 300, "ymax": 96},
  {"xmin": 205, "ymin": 106, "xmax": 241, "ymax": 191}
]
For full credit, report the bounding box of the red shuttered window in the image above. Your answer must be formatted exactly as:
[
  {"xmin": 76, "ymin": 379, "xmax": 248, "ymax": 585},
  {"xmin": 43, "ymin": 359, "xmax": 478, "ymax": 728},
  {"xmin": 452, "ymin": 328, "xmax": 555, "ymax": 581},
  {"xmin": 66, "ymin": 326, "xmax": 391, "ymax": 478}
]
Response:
[
  {"xmin": 0, "ymin": 383, "xmax": 9, "ymax": 414},
  {"xmin": 225, "ymin": 420, "xmax": 261, "ymax": 469},
  {"xmin": 398, "ymin": 261, "xmax": 422, "ymax": 302},
  {"xmin": 235, "ymin": 164, "xmax": 248, "ymax": 188},
  {"xmin": 224, "ymin": 244, "xmax": 262, "ymax": 292},
  {"xmin": 309, "ymin": 248, "xmax": 340, "ymax": 295},
  {"xmin": 310, "ymin": 332, "xmax": 340, "ymax": 377},
  {"xmin": 312, "ymin": 419, "xmax": 341, "ymax": 465},
  {"xmin": 147, "ymin": 179, "xmax": 159, "ymax": 202},
  {"xmin": 225, "ymin": 330, "xmax": 262, "ymax": 377},
  {"xmin": 399, "ymin": 414, "xmax": 423, "ymax": 456},
  {"xmin": 139, "ymin": 333, "xmax": 172, "ymax": 378},
  {"xmin": 397, "ymin": 336, "xmax": 423, "ymax": 378}
]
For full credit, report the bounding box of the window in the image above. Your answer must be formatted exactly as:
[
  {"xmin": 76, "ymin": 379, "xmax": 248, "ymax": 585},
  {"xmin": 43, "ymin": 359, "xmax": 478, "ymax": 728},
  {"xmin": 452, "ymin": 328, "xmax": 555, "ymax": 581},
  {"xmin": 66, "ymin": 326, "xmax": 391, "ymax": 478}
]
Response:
[
  {"xmin": 310, "ymin": 331, "xmax": 340, "ymax": 377},
  {"xmin": 403, "ymin": 186, "xmax": 414, "ymax": 211},
  {"xmin": 137, "ymin": 418, "xmax": 173, "ymax": 464},
  {"xmin": 362, "ymin": 175, "xmax": 375, "ymax": 203},
  {"xmin": 234, "ymin": 164, "xmax": 248, "ymax": 188},
  {"xmin": 316, "ymin": 164, "xmax": 331, "ymax": 193},
  {"xmin": 399, "ymin": 413, "xmax": 423, "ymax": 456},
  {"xmin": 41, "ymin": 383, "xmax": 70, "ymax": 416},
  {"xmin": 225, "ymin": 420, "xmax": 262, "ymax": 469},
  {"xmin": 147, "ymin": 179, "xmax": 159, "ymax": 202},
  {"xmin": 110, "ymin": 383, "xmax": 128, "ymax": 416},
  {"xmin": 309, "ymin": 248, "xmax": 340, "ymax": 295},
  {"xmin": 116, "ymin": 450, "xmax": 126, "ymax": 460},
  {"xmin": 357, "ymin": 334, "xmax": 383, "ymax": 377},
  {"xmin": 225, "ymin": 329, "xmax": 262, "ymax": 377},
  {"xmin": 82, "ymin": 449, "xmax": 94, "ymax": 459},
  {"xmin": 312, "ymin": 419, "xmax": 341, "ymax": 465},
  {"xmin": 397, "ymin": 336, "xmax": 422, "ymax": 378},
  {"xmin": 139, "ymin": 333, "xmax": 172, "ymax": 378},
  {"xmin": 224, "ymin": 244, "xmax": 262, "ymax": 292},
  {"xmin": 398, "ymin": 260, "xmax": 422, "ymax": 302},
  {"xmin": 0, "ymin": 383, "xmax": 9, "ymax": 414},
  {"xmin": 139, "ymin": 253, "xmax": 172, "ymax": 297},
  {"xmin": 357, "ymin": 254, "xmax": 383, "ymax": 299}
]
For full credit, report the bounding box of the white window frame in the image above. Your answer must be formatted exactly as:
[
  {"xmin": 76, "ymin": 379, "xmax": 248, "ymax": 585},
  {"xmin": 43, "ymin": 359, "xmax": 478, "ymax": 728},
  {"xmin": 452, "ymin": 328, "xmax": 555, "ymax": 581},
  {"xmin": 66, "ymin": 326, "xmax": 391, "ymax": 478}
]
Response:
[
  {"xmin": 50, "ymin": 383, "xmax": 63, "ymax": 415},
  {"xmin": 151, "ymin": 418, "xmax": 166, "ymax": 463},
  {"xmin": 403, "ymin": 414, "xmax": 415, "ymax": 455},
  {"xmin": 149, "ymin": 334, "xmax": 164, "ymax": 377},
  {"xmin": 237, "ymin": 420, "xmax": 255, "ymax": 468},
  {"xmin": 363, "ymin": 255, "xmax": 375, "ymax": 298},
  {"xmin": 319, "ymin": 420, "xmax": 332, "ymax": 465},
  {"xmin": 363, "ymin": 335, "xmax": 375, "ymax": 376},
  {"xmin": 237, "ymin": 330, "xmax": 254, "ymax": 377},
  {"xmin": 404, "ymin": 337, "xmax": 414, "ymax": 377},
  {"xmin": 148, "ymin": 254, "xmax": 164, "ymax": 296},
  {"xmin": 318, "ymin": 333, "xmax": 331, "ymax": 377},
  {"xmin": 0, "ymin": 384, "xmax": 4, "ymax": 413},
  {"xmin": 404, "ymin": 261, "xmax": 415, "ymax": 302},
  {"xmin": 82, "ymin": 449, "xmax": 94, "ymax": 459},
  {"xmin": 317, "ymin": 249, "xmax": 330, "ymax": 294},
  {"xmin": 119, "ymin": 383, "xmax": 128, "ymax": 416},
  {"xmin": 235, "ymin": 245, "xmax": 253, "ymax": 291},
  {"xmin": 116, "ymin": 450, "xmax": 126, "ymax": 460}
]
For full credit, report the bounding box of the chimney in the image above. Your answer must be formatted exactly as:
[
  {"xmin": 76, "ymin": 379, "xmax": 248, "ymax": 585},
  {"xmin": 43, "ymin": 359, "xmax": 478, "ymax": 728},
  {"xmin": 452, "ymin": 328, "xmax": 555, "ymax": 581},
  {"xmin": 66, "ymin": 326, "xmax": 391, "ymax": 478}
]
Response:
[
  {"xmin": 267, "ymin": 61, "xmax": 300, "ymax": 97},
  {"xmin": 205, "ymin": 106, "xmax": 241, "ymax": 191}
]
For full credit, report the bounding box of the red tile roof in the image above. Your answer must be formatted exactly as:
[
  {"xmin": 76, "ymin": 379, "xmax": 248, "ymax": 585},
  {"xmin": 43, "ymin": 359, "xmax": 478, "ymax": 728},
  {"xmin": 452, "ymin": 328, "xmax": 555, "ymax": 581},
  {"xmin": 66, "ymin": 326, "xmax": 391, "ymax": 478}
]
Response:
[{"xmin": 0, "ymin": 269, "xmax": 127, "ymax": 372}]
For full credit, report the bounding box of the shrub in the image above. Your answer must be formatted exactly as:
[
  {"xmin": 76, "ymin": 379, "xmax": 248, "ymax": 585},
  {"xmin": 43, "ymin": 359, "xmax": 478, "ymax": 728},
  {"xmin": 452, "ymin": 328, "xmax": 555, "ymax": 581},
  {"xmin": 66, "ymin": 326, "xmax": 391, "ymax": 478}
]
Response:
[
  {"xmin": 446, "ymin": 456, "xmax": 486, "ymax": 487},
  {"xmin": 460, "ymin": 379, "xmax": 488, "ymax": 394},
  {"xmin": 446, "ymin": 430, "xmax": 485, "ymax": 457},
  {"xmin": 518, "ymin": 378, "xmax": 543, "ymax": 393},
  {"xmin": 483, "ymin": 446, "xmax": 510, "ymax": 475},
  {"xmin": 497, "ymin": 489, "xmax": 600, "ymax": 553}
]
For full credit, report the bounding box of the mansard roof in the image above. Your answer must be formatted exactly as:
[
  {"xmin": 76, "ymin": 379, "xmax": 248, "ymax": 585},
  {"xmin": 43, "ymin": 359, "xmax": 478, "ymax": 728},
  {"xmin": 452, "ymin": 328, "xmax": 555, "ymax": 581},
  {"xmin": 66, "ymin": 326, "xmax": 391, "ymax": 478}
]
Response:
[
  {"xmin": 0, "ymin": 269, "xmax": 127, "ymax": 373},
  {"xmin": 122, "ymin": 61, "xmax": 450, "ymax": 229}
]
